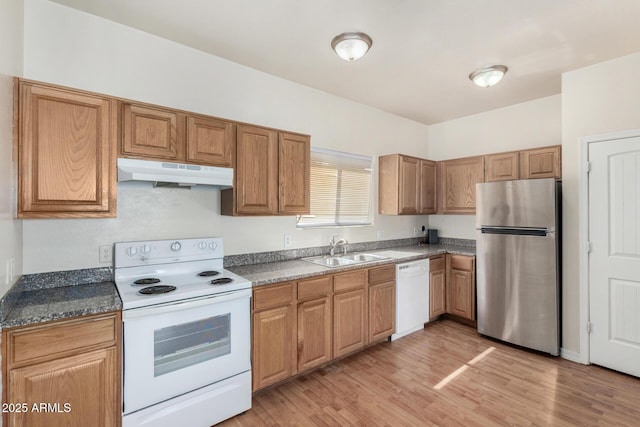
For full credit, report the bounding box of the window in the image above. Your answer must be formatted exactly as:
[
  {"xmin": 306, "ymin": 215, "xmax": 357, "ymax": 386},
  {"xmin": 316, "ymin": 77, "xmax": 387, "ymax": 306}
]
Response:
[{"xmin": 297, "ymin": 147, "xmax": 373, "ymax": 228}]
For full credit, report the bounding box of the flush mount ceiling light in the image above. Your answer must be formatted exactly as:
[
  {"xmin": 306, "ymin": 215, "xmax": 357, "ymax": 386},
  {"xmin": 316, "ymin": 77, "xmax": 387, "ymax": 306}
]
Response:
[
  {"xmin": 469, "ymin": 65, "xmax": 508, "ymax": 88},
  {"xmin": 331, "ymin": 32, "xmax": 373, "ymax": 61}
]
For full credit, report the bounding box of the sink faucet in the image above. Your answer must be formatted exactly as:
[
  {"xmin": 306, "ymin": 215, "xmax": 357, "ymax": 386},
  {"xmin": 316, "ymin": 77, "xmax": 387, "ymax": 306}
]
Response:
[{"xmin": 329, "ymin": 234, "xmax": 349, "ymax": 256}]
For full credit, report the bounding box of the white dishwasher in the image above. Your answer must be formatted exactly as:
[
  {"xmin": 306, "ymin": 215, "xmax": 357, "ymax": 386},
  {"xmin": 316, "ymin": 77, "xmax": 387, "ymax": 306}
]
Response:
[{"xmin": 391, "ymin": 258, "xmax": 430, "ymax": 341}]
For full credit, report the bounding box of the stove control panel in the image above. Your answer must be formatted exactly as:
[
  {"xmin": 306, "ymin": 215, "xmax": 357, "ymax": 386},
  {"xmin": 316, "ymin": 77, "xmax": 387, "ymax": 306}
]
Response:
[{"xmin": 114, "ymin": 237, "xmax": 225, "ymax": 268}]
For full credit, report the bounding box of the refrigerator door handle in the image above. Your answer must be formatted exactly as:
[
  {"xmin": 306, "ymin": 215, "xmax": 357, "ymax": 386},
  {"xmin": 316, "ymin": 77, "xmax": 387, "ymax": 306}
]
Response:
[{"xmin": 480, "ymin": 226, "xmax": 548, "ymax": 236}]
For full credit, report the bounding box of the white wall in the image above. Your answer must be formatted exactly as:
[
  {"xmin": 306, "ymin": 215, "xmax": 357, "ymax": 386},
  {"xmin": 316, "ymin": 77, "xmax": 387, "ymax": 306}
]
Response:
[
  {"xmin": 427, "ymin": 95, "xmax": 562, "ymax": 239},
  {"xmin": 20, "ymin": 0, "xmax": 430, "ymax": 273},
  {"xmin": 0, "ymin": 0, "xmax": 24, "ymax": 295},
  {"xmin": 562, "ymin": 52, "xmax": 640, "ymax": 355}
]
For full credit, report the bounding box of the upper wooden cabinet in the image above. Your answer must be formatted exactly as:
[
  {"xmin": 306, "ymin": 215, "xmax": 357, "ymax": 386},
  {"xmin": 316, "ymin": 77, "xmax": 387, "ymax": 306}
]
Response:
[
  {"xmin": 438, "ymin": 156, "xmax": 485, "ymax": 214},
  {"xmin": 379, "ymin": 154, "xmax": 436, "ymax": 215},
  {"xmin": 520, "ymin": 145, "xmax": 561, "ymax": 179},
  {"xmin": 17, "ymin": 80, "xmax": 117, "ymax": 218},
  {"xmin": 122, "ymin": 103, "xmax": 181, "ymax": 161},
  {"xmin": 121, "ymin": 102, "xmax": 234, "ymax": 167},
  {"xmin": 186, "ymin": 114, "xmax": 234, "ymax": 167},
  {"xmin": 419, "ymin": 159, "xmax": 437, "ymax": 213},
  {"xmin": 485, "ymin": 151, "xmax": 519, "ymax": 182},
  {"xmin": 278, "ymin": 132, "xmax": 311, "ymax": 214},
  {"xmin": 221, "ymin": 125, "xmax": 310, "ymax": 216}
]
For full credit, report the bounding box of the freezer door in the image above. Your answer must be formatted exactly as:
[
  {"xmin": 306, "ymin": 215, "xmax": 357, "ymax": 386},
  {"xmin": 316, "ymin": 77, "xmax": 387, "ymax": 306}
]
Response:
[
  {"xmin": 476, "ymin": 230, "xmax": 559, "ymax": 355},
  {"xmin": 476, "ymin": 178, "xmax": 557, "ymax": 231}
]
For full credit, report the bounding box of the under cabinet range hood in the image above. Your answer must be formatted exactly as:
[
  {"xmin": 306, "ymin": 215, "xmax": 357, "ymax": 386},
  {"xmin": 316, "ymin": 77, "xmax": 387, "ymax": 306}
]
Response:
[{"xmin": 117, "ymin": 158, "xmax": 233, "ymax": 188}]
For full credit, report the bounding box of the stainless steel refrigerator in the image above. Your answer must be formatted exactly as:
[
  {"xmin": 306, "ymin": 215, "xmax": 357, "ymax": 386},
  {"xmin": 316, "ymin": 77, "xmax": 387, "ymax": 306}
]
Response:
[{"xmin": 476, "ymin": 178, "xmax": 561, "ymax": 356}]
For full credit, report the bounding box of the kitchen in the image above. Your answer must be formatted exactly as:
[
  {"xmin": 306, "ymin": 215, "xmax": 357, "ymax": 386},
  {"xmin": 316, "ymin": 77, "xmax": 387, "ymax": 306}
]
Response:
[{"xmin": 1, "ymin": 0, "xmax": 640, "ymax": 426}]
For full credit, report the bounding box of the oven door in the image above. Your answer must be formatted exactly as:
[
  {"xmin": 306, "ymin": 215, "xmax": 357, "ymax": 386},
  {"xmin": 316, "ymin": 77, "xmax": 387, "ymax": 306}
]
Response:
[{"xmin": 122, "ymin": 289, "xmax": 251, "ymax": 415}]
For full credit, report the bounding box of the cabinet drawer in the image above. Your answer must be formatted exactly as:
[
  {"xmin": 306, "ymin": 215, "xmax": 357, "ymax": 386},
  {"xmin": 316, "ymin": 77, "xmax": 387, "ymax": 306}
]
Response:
[
  {"xmin": 334, "ymin": 270, "xmax": 366, "ymax": 293},
  {"xmin": 449, "ymin": 254, "xmax": 474, "ymax": 271},
  {"xmin": 6, "ymin": 313, "xmax": 118, "ymax": 367},
  {"xmin": 298, "ymin": 276, "xmax": 332, "ymax": 301},
  {"xmin": 368, "ymin": 264, "xmax": 396, "ymax": 285},
  {"xmin": 430, "ymin": 255, "xmax": 445, "ymax": 271},
  {"xmin": 253, "ymin": 282, "xmax": 294, "ymax": 311}
]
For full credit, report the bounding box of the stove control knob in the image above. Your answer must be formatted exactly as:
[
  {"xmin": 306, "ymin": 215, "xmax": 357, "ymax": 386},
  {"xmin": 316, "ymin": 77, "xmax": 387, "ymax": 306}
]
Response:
[
  {"xmin": 141, "ymin": 245, "xmax": 152, "ymax": 254},
  {"xmin": 126, "ymin": 246, "xmax": 138, "ymax": 257},
  {"xmin": 209, "ymin": 242, "xmax": 217, "ymax": 250},
  {"xmin": 170, "ymin": 241, "xmax": 182, "ymax": 252},
  {"xmin": 198, "ymin": 241, "xmax": 207, "ymax": 250}
]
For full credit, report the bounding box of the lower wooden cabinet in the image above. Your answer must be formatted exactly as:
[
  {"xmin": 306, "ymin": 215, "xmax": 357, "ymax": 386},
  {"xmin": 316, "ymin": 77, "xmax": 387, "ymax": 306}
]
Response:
[
  {"xmin": 333, "ymin": 269, "xmax": 368, "ymax": 359},
  {"xmin": 367, "ymin": 265, "xmax": 396, "ymax": 343},
  {"xmin": 251, "ymin": 264, "xmax": 396, "ymax": 391},
  {"xmin": 446, "ymin": 254, "xmax": 476, "ymax": 321},
  {"xmin": 429, "ymin": 255, "xmax": 446, "ymax": 319},
  {"xmin": 2, "ymin": 312, "xmax": 121, "ymax": 427},
  {"xmin": 251, "ymin": 282, "xmax": 296, "ymax": 391}
]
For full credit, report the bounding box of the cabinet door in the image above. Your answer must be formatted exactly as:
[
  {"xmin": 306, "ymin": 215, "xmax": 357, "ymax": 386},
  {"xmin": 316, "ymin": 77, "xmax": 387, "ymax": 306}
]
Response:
[
  {"xmin": 368, "ymin": 282, "xmax": 396, "ymax": 342},
  {"xmin": 18, "ymin": 82, "xmax": 116, "ymax": 218},
  {"xmin": 485, "ymin": 151, "xmax": 519, "ymax": 182},
  {"xmin": 419, "ymin": 159, "xmax": 437, "ymax": 214},
  {"xmin": 333, "ymin": 289, "xmax": 367, "ymax": 358},
  {"xmin": 297, "ymin": 297, "xmax": 332, "ymax": 372},
  {"xmin": 186, "ymin": 115, "xmax": 234, "ymax": 167},
  {"xmin": 235, "ymin": 125, "xmax": 278, "ymax": 214},
  {"xmin": 446, "ymin": 255, "xmax": 476, "ymax": 321},
  {"xmin": 278, "ymin": 132, "xmax": 310, "ymax": 214},
  {"xmin": 8, "ymin": 347, "xmax": 118, "ymax": 427},
  {"xmin": 399, "ymin": 156, "xmax": 420, "ymax": 214},
  {"xmin": 122, "ymin": 103, "xmax": 181, "ymax": 161},
  {"xmin": 439, "ymin": 156, "xmax": 485, "ymax": 214},
  {"xmin": 429, "ymin": 256, "xmax": 446, "ymax": 318},
  {"xmin": 252, "ymin": 304, "xmax": 296, "ymax": 391},
  {"xmin": 519, "ymin": 145, "xmax": 561, "ymax": 179}
]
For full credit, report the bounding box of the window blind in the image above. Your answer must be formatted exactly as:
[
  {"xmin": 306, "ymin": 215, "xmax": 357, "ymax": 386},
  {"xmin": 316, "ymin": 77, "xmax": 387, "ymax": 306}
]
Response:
[{"xmin": 297, "ymin": 147, "xmax": 373, "ymax": 228}]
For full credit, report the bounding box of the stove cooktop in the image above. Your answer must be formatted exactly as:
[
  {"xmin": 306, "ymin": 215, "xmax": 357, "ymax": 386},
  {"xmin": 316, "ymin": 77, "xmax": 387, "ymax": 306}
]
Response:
[{"xmin": 113, "ymin": 238, "xmax": 252, "ymax": 310}]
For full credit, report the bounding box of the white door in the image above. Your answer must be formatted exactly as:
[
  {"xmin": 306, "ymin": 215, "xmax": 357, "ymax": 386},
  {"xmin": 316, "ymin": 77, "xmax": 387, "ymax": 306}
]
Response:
[{"xmin": 589, "ymin": 135, "xmax": 640, "ymax": 377}]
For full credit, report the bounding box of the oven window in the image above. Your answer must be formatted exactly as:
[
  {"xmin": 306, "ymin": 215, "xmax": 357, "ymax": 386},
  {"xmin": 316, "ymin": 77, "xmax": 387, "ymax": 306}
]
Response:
[{"xmin": 154, "ymin": 314, "xmax": 231, "ymax": 377}]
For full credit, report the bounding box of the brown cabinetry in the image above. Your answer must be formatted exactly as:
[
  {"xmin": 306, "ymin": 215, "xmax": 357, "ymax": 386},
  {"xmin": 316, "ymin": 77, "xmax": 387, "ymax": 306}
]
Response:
[
  {"xmin": 222, "ymin": 125, "xmax": 310, "ymax": 216},
  {"xmin": 446, "ymin": 254, "xmax": 476, "ymax": 321},
  {"xmin": 429, "ymin": 255, "xmax": 446, "ymax": 319},
  {"xmin": 121, "ymin": 102, "xmax": 235, "ymax": 167},
  {"xmin": 484, "ymin": 151, "xmax": 519, "ymax": 182},
  {"xmin": 16, "ymin": 80, "xmax": 117, "ymax": 218},
  {"xmin": 333, "ymin": 270, "xmax": 367, "ymax": 358},
  {"xmin": 367, "ymin": 265, "xmax": 396, "ymax": 343},
  {"xmin": 438, "ymin": 156, "xmax": 485, "ymax": 214},
  {"xmin": 519, "ymin": 145, "xmax": 561, "ymax": 179},
  {"xmin": 251, "ymin": 264, "xmax": 396, "ymax": 391},
  {"xmin": 379, "ymin": 154, "xmax": 436, "ymax": 215},
  {"xmin": 251, "ymin": 282, "xmax": 296, "ymax": 391},
  {"xmin": 2, "ymin": 312, "xmax": 121, "ymax": 427},
  {"xmin": 297, "ymin": 276, "xmax": 332, "ymax": 372}
]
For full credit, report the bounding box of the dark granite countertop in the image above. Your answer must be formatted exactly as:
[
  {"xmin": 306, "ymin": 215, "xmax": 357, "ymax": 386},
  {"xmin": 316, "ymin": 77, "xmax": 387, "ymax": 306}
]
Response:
[
  {"xmin": 0, "ymin": 267, "xmax": 121, "ymax": 330},
  {"xmin": 228, "ymin": 243, "xmax": 475, "ymax": 287}
]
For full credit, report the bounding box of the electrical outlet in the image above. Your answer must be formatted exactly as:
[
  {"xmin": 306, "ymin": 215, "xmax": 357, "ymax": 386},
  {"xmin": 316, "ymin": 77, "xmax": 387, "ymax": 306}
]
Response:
[
  {"xmin": 5, "ymin": 258, "xmax": 13, "ymax": 285},
  {"xmin": 99, "ymin": 245, "xmax": 113, "ymax": 263},
  {"xmin": 413, "ymin": 226, "xmax": 420, "ymax": 237},
  {"xmin": 283, "ymin": 235, "xmax": 292, "ymax": 248},
  {"xmin": 377, "ymin": 230, "xmax": 384, "ymax": 240}
]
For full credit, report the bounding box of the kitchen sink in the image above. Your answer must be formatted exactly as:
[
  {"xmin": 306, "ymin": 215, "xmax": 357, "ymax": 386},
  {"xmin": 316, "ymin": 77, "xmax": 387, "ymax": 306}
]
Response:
[
  {"xmin": 302, "ymin": 253, "xmax": 390, "ymax": 268},
  {"xmin": 339, "ymin": 253, "xmax": 389, "ymax": 262}
]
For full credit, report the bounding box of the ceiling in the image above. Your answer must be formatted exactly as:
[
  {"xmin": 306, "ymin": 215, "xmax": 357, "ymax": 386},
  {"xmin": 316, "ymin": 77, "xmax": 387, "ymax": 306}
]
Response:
[{"xmin": 51, "ymin": 0, "xmax": 640, "ymax": 125}]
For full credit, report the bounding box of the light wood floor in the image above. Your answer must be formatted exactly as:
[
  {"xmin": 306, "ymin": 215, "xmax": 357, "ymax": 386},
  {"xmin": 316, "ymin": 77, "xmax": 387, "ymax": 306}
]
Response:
[{"xmin": 220, "ymin": 320, "xmax": 640, "ymax": 426}]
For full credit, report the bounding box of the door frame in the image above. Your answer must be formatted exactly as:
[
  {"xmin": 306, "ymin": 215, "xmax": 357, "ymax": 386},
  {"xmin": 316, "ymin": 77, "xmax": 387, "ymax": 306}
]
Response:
[{"xmin": 579, "ymin": 128, "xmax": 640, "ymax": 365}]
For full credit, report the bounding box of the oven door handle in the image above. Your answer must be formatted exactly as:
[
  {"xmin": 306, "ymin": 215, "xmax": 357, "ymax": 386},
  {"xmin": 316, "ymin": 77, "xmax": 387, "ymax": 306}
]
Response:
[{"xmin": 122, "ymin": 288, "xmax": 251, "ymax": 319}]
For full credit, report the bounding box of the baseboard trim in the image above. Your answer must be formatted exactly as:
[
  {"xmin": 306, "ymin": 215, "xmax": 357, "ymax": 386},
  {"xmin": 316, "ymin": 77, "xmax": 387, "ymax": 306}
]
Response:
[{"xmin": 560, "ymin": 348, "xmax": 585, "ymax": 364}]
